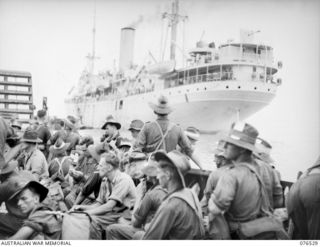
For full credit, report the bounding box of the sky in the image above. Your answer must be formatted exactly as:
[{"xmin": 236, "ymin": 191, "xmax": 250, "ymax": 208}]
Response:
[{"xmin": 0, "ymin": 0, "xmax": 319, "ymax": 181}]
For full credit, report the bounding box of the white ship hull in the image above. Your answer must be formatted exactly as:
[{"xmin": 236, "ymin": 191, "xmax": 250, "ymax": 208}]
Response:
[{"xmin": 65, "ymin": 80, "xmax": 278, "ymax": 132}]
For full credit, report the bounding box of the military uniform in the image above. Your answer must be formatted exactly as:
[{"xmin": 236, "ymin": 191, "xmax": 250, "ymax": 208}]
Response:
[
  {"xmin": 106, "ymin": 185, "xmax": 167, "ymax": 240},
  {"xmin": 0, "ymin": 117, "xmax": 14, "ymax": 168},
  {"xmin": 143, "ymin": 188, "xmax": 204, "ymax": 240},
  {"xmin": 212, "ymin": 163, "xmax": 262, "ymax": 222},
  {"xmin": 287, "ymin": 158, "xmax": 320, "ymax": 239},
  {"xmin": 90, "ymin": 170, "xmax": 136, "ymax": 235},
  {"xmin": 254, "ymin": 159, "xmax": 283, "ymax": 209},
  {"xmin": 135, "ymin": 117, "xmax": 193, "ymax": 156}
]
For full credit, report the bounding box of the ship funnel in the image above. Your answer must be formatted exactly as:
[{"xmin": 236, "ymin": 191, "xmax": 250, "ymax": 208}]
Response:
[{"xmin": 119, "ymin": 27, "xmax": 135, "ymax": 72}]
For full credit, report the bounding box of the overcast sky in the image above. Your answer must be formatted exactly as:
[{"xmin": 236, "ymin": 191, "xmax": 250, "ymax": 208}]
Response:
[{"xmin": 0, "ymin": 0, "xmax": 319, "ymax": 180}]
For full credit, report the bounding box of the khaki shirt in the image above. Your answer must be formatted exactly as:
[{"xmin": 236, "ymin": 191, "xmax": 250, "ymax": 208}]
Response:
[
  {"xmin": 25, "ymin": 149, "xmax": 49, "ymax": 180},
  {"xmin": 133, "ymin": 185, "xmax": 167, "ymax": 227},
  {"xmin": 203, "ymin": 164, "xmax": 233, "ymax": 206},
  {"xmin": 212, "ymin": 163, "xmax": 262, "ymax": 222},
  {"xmin": 254, "ymin": 159, "xmax": 283, "ymax": 208},
  {"xmin": 135, "ymin": 117, "xmax": 193, "ymax": 156},
  {"xmin": 144, "ymin": 188, "xmax": 204, "ymax": 240},
  {"xmin": 97, "ymin": 170, "xmax": 136, "ymax": 209},
  {"xmin": 0, "ymin": 117, "xmax": 13, "ymax": 167}
]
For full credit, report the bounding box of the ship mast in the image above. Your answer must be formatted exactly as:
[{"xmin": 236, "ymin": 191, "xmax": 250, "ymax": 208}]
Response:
[
  {"xmin": 163, "ymin": 0, "xmax": 187, "ymax": 61},
  {"xmin": 86, "ymin": 1, "xmax": 99, "ymax": 79}
]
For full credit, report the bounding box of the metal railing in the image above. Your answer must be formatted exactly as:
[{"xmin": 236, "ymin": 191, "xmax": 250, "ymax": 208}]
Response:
[{"xmin": 166, "ymin": 72, "xmax": 279, "ymax": 88}]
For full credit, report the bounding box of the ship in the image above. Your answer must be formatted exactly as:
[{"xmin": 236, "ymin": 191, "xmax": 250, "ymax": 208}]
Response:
[{"xmin": 65, "ymin": 0, "xmax": 282, "ymax": 132}]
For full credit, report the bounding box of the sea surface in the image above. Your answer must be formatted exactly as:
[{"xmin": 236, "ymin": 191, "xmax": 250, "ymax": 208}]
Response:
[{"xmin": 79, "ymin": 128, "xmax": 318, "ymax": 183}]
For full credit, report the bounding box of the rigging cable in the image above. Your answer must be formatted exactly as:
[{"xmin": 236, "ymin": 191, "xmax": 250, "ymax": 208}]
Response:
[{"xmin": 162, "ymin": 20, "xmax": 170, "ymax": 61}]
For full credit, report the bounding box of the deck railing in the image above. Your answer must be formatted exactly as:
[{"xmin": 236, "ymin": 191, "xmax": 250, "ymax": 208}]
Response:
[{"xmin": 166, "ymin": 72, "xmax": 279, "ymax": 88}]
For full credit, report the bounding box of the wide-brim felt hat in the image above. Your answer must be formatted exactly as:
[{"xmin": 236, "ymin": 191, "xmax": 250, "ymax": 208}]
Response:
[
  {"xmin": 20, "ymin": 130, "xmax": 42, "ymax": 143},
  {"xmin": 0, "ymin": 160, "xmax": 18, "ymax": 175},
  {"xmin": 88, "ymin": 143, "xmax": 106, "ymax": 162},
  {"xmin": 184, "ymin": 126, "xmax": 200, "ymax": 141},
  {"xmin": 220, "ymin": 122, "xmax": 259, "ymax": 152},
  {"xmin": 212, "ymin": 140, "xmax": 226, "ymax": 157},
  {"xmin": 9, "ymin": 180, "xmax": 49, "ymax": 202},
  {"xmin": 254, "ymin": 137, "xmax": 274, "ymax": 163},
  {"xmin": 128, "ymin": 119, "xmax": 144, "ymax": 131},
  {"xmin": 154, "ymin": 150, "xmax": 190, "ymax": 188},
  {"xmin": 79, "ymin": 136, "xmax": 94, "ymax": 147},
  {"xmin": 129, "ymin": 151, "xmax": 147, "ymax": 163},
  {"xmin": 11, "ymin": 120, "xmax": 22, "ymax": 130},
  {"xmin": 49, "ymin": 139, "xmax": 70, "ymax": 155},
  {"xmin": 149, "ymin": 95, "xmax": 173, "ymax": 115},
  {"xmin": 101, "ymin": 116, "xmax": 121, "ymax": 130},
  {"xmin": 141, "ymin": 163, "xmax": 158, "ymax": 177},
  {"xmin": 118, "ymin": 138, "xmax": 132, "ymax": 149},
  {"xmin": 256, "ymin": 153, "xmax": 274, "ymax": 164},
  {"xmin": 64, "ymin": 118, "xmax": 75, "ymax": 130}
]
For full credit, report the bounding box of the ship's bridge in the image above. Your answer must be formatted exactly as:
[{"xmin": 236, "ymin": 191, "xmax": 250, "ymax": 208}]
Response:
[
  {"xmin": 218, "ymin": 42, "xmax": 274, "ymax": 65},
  {"xmin": 162, "ymin": 40, "xmax": 281, "ymax": 89}
]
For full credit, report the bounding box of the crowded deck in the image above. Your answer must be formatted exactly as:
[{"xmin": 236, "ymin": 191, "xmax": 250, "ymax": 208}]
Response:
[{"xmin": 0, "ymin": 94, "xmax": 319, "ymax": 240}]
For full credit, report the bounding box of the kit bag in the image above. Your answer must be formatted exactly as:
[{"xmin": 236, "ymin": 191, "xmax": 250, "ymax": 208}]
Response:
[
  {"xmin": 236, "ymin": 215, "xmax": 289, "ymax": 240},
  {"xmin": 234, "ymin": 163, "xmax": 289, "ymax": 240},
  {"xmin": 61, "ymin": 211, "xmax": 92, "ymax": 240}
]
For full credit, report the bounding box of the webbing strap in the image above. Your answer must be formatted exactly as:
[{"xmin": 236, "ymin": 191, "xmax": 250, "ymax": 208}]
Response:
[
  {"xmin": 238, "ymin": 163, "xmax": 273, "ymax": 216},
  {"xmin": 154, "ymin": 121, "xmax": 175, "ymax": 152}
]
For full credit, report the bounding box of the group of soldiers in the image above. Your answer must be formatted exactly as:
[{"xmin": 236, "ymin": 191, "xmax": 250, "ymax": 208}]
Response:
[{"xmin": 0, "ymin": 95, "xmax": 319, "ymax": 240}]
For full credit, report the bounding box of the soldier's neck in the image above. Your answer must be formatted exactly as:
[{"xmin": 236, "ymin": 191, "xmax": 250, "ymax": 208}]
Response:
[
  {"xmin": 167, "ymin": 180, "xmax": 182, "ymax": 194},
  {"xmin": 236, "ymin": 153, "xmax": 253, "ymax": 163},
  {"xmin": 157, "ymin": 115, "xmax": 168, "ymax": 120}
]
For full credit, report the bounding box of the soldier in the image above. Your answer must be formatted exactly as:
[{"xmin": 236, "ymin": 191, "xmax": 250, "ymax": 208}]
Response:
[
  {"xmin": 0, "ymin": 116, "xmax": 14, "ymax": 169},
  {"xmin": 128, "ymin": 119, "xmax": 144, "ymax": 143},
  {"xmin": 142, "ymin": 150, "xmax": 205, "ymax": 240},
  {"xmin": 64, "ymin": 118, "xmax": 80, "ymax": 155},
  {"xmin": 201, "ymin": 140, "xmax": 232, "ymax": 239},
  {"xmin": 254, "ymin": 137, "xmax": 283, "ymax": 209},
  {"xmin": 72, "ymin": 152, "xmax": 136, "ymax": 239},
  {"xmin": 208, "ymin": 122, "xmax": 287, "ymax": 239},
  {"xmin": 36, "ymin": 110, "xmax": 51, "ymax": 158},
  {"xmin": 20, "ymin": 130, "xmax": 49, "ymax": 181},
  {"xmin": 287, "ymin": 155, "xmax": 320, "ymax": 239},
  {"xmin": 106, "ymin": 161, "xmax": 167, "ymax": 240},
  {"xmin": 134, "ymin": 95, "xmax": 203, "ymax": 169},
  {"xmin": 8, "ymin": 180, "xmax": 61, "ymax": 240},
  {"xmin": 0, "ymin": 162, "xmax": 35, "ymax": 238},
  {"xmin": 101, "ymin": 116, "xmax": 123, "ymax": 150}
]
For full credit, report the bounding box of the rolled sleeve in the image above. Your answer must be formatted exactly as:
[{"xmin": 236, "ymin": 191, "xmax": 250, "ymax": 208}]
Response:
[
  {"xmin": 212, "ymin": 172, "xmax": 237, "ymax": 211},
  {"xmin": 134, "ymin": 125, "xmax": 148, "ymax": 152},
  {"xmin": 143, "ymin": 201, "xmax": 176, "ymax": 240},
  {"xmin": 108, "ymin": 178, "xmax": 132, "ymax": 205},
  {"xmin": 30, "ymin": 153, "xmax": 48, "ymax": 177},
  {"xmin": 178, "ymin": 128, "xmax": 193, "ymax": 157},
  {"xmin": 133, "ymin": 193, "xmax": 153, "ymax": 224}
]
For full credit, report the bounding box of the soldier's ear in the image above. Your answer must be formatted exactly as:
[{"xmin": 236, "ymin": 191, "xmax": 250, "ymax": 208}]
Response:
[{"xmin": 164, "ymin": 170, "xmax": 171, "ymax": 180}]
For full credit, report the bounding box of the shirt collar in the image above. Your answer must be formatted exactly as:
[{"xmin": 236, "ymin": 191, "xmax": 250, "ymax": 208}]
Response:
[{"xmin": 110, "ymin": 169, "xmax": 121, "ymax": 184}]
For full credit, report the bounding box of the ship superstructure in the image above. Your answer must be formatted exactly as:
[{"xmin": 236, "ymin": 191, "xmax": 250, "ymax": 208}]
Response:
[{"xmin": 65, "ymin": 1, "xmax": 282, "ymax": 132}]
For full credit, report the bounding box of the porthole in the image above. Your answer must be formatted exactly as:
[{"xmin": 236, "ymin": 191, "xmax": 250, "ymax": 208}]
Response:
[
  {"xmin": 254, "ymin": 87, "xmax": 257, "ymax": 90},
  {"xmin": 204, "ymin": 87, "xmax": 207, "ymax": 90},
  {"xmin": 238, "ymin": 86, "xmax": 241, "ymax": 89},
  {"xmin": 226, "ymin": 86, "xmax": 229, "ymax": 89},
  {"xmin": 268, "ymin": 89, "xmax": 270, "ymax": 91}
]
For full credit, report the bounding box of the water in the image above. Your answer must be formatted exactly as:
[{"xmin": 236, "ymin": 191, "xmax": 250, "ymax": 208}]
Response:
[{"xmin": 79, "ymin": 128, "xmax": 312, "ymax": 183}]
